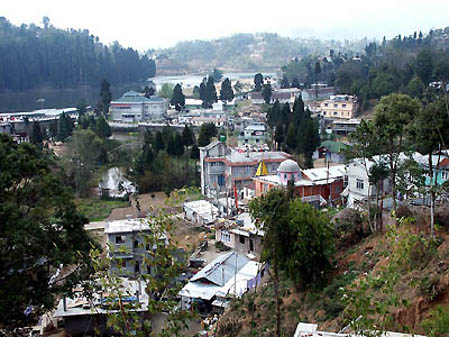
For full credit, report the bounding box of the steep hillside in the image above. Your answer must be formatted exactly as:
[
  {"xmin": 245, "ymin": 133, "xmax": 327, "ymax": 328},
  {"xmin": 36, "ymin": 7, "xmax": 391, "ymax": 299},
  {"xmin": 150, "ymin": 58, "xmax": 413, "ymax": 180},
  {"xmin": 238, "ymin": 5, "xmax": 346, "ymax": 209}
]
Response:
[{"xmin": 216, "ymin": 207, "xmax": 449, "ymax": 337}]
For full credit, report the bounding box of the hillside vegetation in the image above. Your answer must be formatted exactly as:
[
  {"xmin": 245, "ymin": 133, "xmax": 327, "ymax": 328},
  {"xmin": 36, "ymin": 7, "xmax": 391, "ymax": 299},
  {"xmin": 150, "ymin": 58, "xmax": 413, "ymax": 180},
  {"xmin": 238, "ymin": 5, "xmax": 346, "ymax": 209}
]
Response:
[{"xmin": 152, "ymin": 33, "xmax": 367, "ymax": 74}]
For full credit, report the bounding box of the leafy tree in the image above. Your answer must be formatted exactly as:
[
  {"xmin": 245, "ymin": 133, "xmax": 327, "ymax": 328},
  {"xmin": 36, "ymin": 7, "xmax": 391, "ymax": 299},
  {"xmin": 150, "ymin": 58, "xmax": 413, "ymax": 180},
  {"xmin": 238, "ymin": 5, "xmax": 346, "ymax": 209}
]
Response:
[
  {"xmin": 373, "ymin": 93, "xmax": 421, "ymax": 211},
  {"xmin": 219, "ymin": 77, "xmax": 234, "ymax": 102},
  {"xmin": 286, "ymin": 198, "xmax": 334, "ymax": 286},
  {"xmin": 281, "ymin": 75, "xmax": 290, "ymax": 88},
  {"xmin": 254, "ymin": 73, "xmax": 264, "ymax": 92},
  {"xmin": 31, "ymin": 120, "xmax": 43, "ymax": 145},
  {"xmin": 181, "ymin": 125, "xmax": 194, "ymax": 147},
  {"xmin": 198, "ymin": 123, "xmax": 217, "ymax": 147},
  {"xmin": 262, "ymin": 83, "xmax": 272, "ymax": 104},
  {"xmin": 0, "ymin": 135, "xmax": 95, "ymax": 331},
  {"xmin": 171, "ymin": 83, "xmax": 185, "ymax": 111},
  {"xmin": 159, "ymin": 83, "xmax": 174, "ymax": 100},
  {"xmin": 406, "ymin": 76, "xmax": 426, "ymax": 99}
]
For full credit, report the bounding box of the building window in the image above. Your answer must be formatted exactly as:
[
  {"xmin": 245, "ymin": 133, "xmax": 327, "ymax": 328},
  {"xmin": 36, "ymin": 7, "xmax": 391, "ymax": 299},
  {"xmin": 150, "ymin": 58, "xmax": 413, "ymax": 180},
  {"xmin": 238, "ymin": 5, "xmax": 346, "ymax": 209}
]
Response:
[
  {"xmin": 334, "ymin": 104, "xmax": 338, "ymax": 108},
  {"xmin": 324, "ymin": 103, "xmax": 329, "ymax": 107},
  {"xmin": 134, "ymin": 262, "xmax": 140, "ymax": 273},
  {"xmin": 342, "ymin": 104, "xmax": 347, "ymax": 108},
  {"xmin": 134, "ymin": 239, "xmax": 139, "ymax": 249},
  {"xmin": 442, "ymin": 171, "xmax": 449, "ymax": 181},
  {"xmin": 121, "ymin": 260, "xmax": 127, "ymax": 268},
  {"xmin": 356, "ymin": 179, "xmax": 364, "ymax": 190},
  {"xmin": 333, "ymin": 112, "xmax": 338, "ymax": 116},
  {"xmin": 221, "ymin": 230, "xmax": 231, "ymax": 242},
  {"xmin": 239, "ymin": 235, "xmax": 245, "ymax": 244},
  {"xmin": 116, "ymin": 235, "xmax": 126, "ymax": 244}
]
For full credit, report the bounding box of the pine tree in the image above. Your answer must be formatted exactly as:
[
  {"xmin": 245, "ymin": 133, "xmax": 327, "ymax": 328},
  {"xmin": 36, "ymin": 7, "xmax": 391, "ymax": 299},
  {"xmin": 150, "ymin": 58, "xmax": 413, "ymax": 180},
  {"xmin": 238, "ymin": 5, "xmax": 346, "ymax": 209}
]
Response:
[
  {"xmin": 254, "ymin": 73, "xmax": 264, "ymax": 92},
  {"xmin": 262, "ymin": 83, "xmax": 272, "ymax": 104},
  {"xmin": 219, "ymin": 78, "xmax": 234, "ymax": 102},
  {"xmin": 274, "ymin": 122, "xmax": 284, "ymax": 149},
  {"xmin": 286, "ymin": 122, "xmax": 296, "ymax": 150},
  {"xmin": 204, "ymin": 76, "xmax": 218, "ymax": 108},
  {"xmin": 166, "ymin": 134, "xmax": 176, "ymax": 156},
  {"xmin": 291, "ymin": 77, "xmax": 301, "ymax": 88},
  {"xmin": 281, "ymin": 75, "xmax": 290, "ymax": 88},
  {"xmin": 49, "ymin": 119, "xmax": 58, "ymax": 140},
  {"xmin": 171, "ymin": 83, "xmax": 185, "ymax": 111},
  {"xmin": 143, "ymin": 85, "xmax": 155, "ymax": 98},
  {"xmin": 98, "ymin": 79, "xmax": 112, "ymax": 116},
  {"xmin": 154, "ymin": 131, "xmax": 165, "ymax": 152},
  {"xmin": 292, "ymin": 96, "xmax": 305, "ymax": 127},
  {"xmin": 174, "ymin": 132, "xmax": 185, "ymax": 156},
  {"xmin": 31, "ymin": 121, "xmax": 43, "ymax": 145},
  {"xmin": 267, "ymin": 100, "xmax": 281, "ymax": 128},
  {"xmin": 181, "ymin": 125, "xmax": 194, "ymax": 147},
  {"xmin": 190, "ymin": 144, "xmax": 200, "ymax": 159},
  {"xmin": 93, "ymin": 116, "xmax": 111, "ymax": 139}
]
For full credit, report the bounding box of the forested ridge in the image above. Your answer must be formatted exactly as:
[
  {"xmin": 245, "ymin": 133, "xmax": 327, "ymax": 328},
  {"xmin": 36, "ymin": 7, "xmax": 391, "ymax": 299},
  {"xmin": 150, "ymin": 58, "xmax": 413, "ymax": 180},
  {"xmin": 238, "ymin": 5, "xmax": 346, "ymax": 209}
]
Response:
[{"xmin": 0, "ymin": 17, "xmax": 156, "ymax": 91}]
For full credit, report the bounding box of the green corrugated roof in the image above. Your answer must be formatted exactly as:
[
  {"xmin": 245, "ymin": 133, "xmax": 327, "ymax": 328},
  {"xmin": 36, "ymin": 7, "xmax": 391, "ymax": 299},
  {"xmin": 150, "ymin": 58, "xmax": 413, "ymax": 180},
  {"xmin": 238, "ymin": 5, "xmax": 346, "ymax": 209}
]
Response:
[{"xmin": 321, "ymin": 140, "xmax": 348, "ymax": 153}]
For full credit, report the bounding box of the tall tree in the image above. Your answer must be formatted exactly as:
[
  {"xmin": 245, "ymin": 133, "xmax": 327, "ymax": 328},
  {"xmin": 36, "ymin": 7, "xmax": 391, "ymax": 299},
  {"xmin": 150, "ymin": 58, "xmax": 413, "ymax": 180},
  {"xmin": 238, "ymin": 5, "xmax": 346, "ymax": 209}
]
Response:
[
  {"xmin": 93, "ymin": 115, "xmax": 112, "ymax": 139},
  {"xmin": 286, "ymin": 122, "xmax": 296, "ymax": 150},
  {"xmin": 198, "ymin": 123, "xmax": 217, "ymax": 147},
  {"xmin": 254, "ymin": 73, "xmax": 264, "ymax": 92},
  {"xmin": 274, "ymin": 122, "xmax": 284, "ymax": 149},
  {"xmin": 211, "ymin": 68, "xmax": 223, "ymax": 82},
  {"xmin": 171, "ymin": 83, "xmax": 185, "ymax": 111},
  {"xmin": 281, "ymin": 75, "xmax": 290, "ymax": 88},
  {"xmin": 98, "ymin": 79, "xmax": 112, "ymax": 116},
  {"xmin": 291, "ymin": 77, "xmax": 301, "ymax": 88},
  {"xmin": 0, "ymin": 135, "xmax": 95, "ymax": 331},
  {"xmin": 181, "ymin": 125, "xmax": 194, "ymax": 147},
  {"xmin": 143, "ymin": 85, "xmax": 155, "ymax": 98},
  {"xmin": 373, "ymin": 93, "xmax": 421, "ymax": 211},
  {"xmin": 31, "ymin": 121, "xmax": 43, "ymax": 145},
  {"xmin": 154, "ymin": 131, "xmax": 165, "ymax": 152},
  {"xmin": 219, "ymin": 78, "xmax": 234, "ymax": 102},
  {"xmin": 174, "ymin": 132, "xmax": 185, "ymax": 156},
  {"xmin": 262, "ymin": 83, "xmax": 272, "ymax": 104}
]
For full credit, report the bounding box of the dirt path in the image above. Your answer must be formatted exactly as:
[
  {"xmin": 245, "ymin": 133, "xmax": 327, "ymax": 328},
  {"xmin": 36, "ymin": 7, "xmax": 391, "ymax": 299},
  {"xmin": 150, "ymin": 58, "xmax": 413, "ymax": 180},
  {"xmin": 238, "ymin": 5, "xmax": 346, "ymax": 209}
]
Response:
[{"xmin": 106, "ymin": 192, "xmax": 169, "ymax": 220}]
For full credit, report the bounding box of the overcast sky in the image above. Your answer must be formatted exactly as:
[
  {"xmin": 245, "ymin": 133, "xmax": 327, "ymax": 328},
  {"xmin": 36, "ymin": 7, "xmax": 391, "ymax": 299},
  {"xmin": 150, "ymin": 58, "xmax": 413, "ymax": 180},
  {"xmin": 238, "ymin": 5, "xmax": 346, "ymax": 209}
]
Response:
[{"xmin": 2, "ymin": 0, "xmax": 449, "ymax": 50}]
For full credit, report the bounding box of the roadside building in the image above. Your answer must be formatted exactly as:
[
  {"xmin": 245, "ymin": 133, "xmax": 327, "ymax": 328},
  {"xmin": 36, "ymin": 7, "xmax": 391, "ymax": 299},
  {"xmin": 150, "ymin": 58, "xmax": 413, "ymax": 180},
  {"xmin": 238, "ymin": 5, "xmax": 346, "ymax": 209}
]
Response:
[
  {"xmin": 179, "ymin": 251, "xmax": 262, "ymax": 315},
  {"xmin": 320, "ymin": 94, "xmax": 358, "ymax": 119},
  {"xmin": 105, "ymin": 218, "xmax": 166, "ymax": 277},
  {"xmin": 253, "ymin": 159, "xmax": 346, "ymax": 207},
  {"xmin": 237, "ymin": 123, "xmax": 266, "ymax": 146},
  {"xmin": 329, "ymin": 118, "xmax": 361, "ymax": 135},
  {"xmin": 248, "ymin": 87, "xmax": 302, "ymax": 104},
  {"xmin": 301, "ymin": 86, "xmax": 335, "ymax": 101},
  {"xmin": 110, "ymin": 91, "xmax": 167, "ymax": 122},
  {"xmin": 199, "ymin": 140, "xmax": 291, "ymax": 199}
]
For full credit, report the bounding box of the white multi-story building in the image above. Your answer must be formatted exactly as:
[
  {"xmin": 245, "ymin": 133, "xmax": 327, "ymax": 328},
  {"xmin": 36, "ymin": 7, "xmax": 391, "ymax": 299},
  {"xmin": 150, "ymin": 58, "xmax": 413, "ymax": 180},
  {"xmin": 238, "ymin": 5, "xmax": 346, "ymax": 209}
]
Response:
[
  {"xmin": 321, "ymin": 94, "xmax": 358, "ymax": 120},
  {"xmin": 110, "ymin": 91, "xmax": 167, "ymax": 122}
]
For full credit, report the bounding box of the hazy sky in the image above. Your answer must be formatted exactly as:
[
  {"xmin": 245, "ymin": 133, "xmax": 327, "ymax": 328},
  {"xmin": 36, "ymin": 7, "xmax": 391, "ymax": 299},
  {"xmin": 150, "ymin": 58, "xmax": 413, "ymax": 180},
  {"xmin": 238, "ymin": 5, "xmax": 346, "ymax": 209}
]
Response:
[{"xmin": 2, "ymin": 0, "xmax": 449, "ymax": 50}]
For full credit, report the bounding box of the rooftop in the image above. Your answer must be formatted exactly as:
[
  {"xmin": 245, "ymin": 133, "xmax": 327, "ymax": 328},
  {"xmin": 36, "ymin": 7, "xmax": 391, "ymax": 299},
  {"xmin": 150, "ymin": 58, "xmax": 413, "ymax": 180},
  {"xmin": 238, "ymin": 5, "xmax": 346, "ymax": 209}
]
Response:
[{"xmin": 104, "ymin": 218, "xmax": 152, "ymax": 234}]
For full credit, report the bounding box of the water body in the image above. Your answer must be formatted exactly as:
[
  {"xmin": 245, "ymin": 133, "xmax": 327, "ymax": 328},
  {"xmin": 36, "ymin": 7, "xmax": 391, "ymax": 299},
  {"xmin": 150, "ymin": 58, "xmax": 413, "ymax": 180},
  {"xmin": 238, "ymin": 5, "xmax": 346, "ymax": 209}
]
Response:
[
  {"xmin": 152, "ymin": 72, "xmax": 276, "ymax": 89},
  {"xmin": 99, "ymin": 167, "xmax": 136, "ymax": 198}
]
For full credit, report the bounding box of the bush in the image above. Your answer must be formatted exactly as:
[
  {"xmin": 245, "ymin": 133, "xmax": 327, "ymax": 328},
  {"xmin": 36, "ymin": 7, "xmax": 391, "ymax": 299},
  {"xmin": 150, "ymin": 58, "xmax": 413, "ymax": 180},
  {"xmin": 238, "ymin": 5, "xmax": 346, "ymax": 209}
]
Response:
[
  {"xmin": 419, "ymin": 275, "xmax": 446, "ymax": 301},
  {"xmin": 422, "ymin": 305, "xmax": 449, "ymax": 337},
  {"xmin": 396, "ymin": 205, "xmax": 414, "ymax": 219}
]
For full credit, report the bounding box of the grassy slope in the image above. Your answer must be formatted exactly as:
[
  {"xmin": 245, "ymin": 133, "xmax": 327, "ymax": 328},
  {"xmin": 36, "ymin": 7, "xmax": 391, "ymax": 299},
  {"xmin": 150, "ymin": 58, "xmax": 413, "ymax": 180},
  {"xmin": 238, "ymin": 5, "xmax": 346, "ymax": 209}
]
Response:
[{"xmin": 76, "ymin": 199, "xmax": 130, "ymax": 222}]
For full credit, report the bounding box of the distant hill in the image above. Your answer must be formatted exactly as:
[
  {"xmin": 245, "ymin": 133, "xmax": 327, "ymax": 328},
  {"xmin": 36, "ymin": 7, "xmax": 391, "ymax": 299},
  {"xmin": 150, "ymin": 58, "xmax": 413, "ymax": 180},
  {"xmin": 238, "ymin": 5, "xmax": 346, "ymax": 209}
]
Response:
[
  {"xmin": 151, "ymin": 33, "xmax": 368, "ymax": 75},
  {"xmin": 0, "ymin": 17, "xmax": 156, "ymax": 92}
]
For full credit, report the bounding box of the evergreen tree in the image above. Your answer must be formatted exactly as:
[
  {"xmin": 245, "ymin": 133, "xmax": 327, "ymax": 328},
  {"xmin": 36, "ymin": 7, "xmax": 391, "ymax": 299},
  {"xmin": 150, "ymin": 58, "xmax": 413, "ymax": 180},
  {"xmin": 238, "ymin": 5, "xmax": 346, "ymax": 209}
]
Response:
[
  {"xmin": 49, "ymin": 119, "xmax": 58, "ymax": 140},
  {"xmin": 204, "ymin": 76, "xmax": 218, "ymax": 108},
  {"xmin": 211, "ymin": 68, "xmax": 223, "ymax": 82},
  {"xmin": 154, "ymin": 131, "xmax": 165, "ymax": 152},
  {"xmin": 190, "ymin": 144, "xmax": 200, "ymax": 159},
  {"xmin": 58, "ymin": 112, "xmax": 74, "ymax": 141},
  {"xmin": 143, "ymin": 85, "xmax": 155, "ymax": 98},
  {"xmin": 292, "ymin": 96, "xmax": 305, "ymax": 126},
  {"xmin": 31, "ymin": 121, "xmax": 43, "ymax": 145},
  {"xmin": 281, "ymin": 75, "xmax": 290, "ymax": 88},
  {"xmin": 144, "ymin": 129, "xmax": 154, "ymax": 145},
  {"xmin": 76, "ymin": 98, "xmax": 88, "ymax": 114},
  {"xmin": 286, "ymin": 122, "xmax": 296, "ymax": 150},
  {"xmin": 219, "ymin": 78, "xmax": 234, "ymax": 102},
  {"xmin": 199, "ymin": 78, "xmax": 207, "ymax": 101},
  {"xmin": 174, "ymin": 132, "xmax": 185, "ymax": 156},
  {"xmin": 267, "ymin": 100, "xmax": 281, "ymax": 128},
  {"xmin": 281, "ymin": 102, "xmax": 292, "ymax": 127},
  {"xmin": 198, "ymin": 123, "xmax": 217, "ymax": 147},
  {"xmin": 274, "ymin": 122, "xmax": 284, "ymax": 149},
  {"xmin": 98, "ymin": 79, "xmax": 112, "ymax": 116},
  {"xmin": 291, "ymin": 77, "xmax": 301, "ymax": 88},
  {"xmin": 315, "ymin": 61, "xmax": 322, "ymax": 83},
  {"xmin": 171, "ymin": 83, "xmax": 185, "ymax": 111},
  {"xmin": 181, "ymin": 125, "xmax": 194, "ymax": 147},
  {"xmin": 93, "ymin": 116, "xmax": 112, "ymax": 139},
  {"xmin": 262, "ymin": 83, "xmax": 272, "ymax": 104},
  {"xmin": 254, "ymin": 73, "xmax": 264, "ymax": 92}
]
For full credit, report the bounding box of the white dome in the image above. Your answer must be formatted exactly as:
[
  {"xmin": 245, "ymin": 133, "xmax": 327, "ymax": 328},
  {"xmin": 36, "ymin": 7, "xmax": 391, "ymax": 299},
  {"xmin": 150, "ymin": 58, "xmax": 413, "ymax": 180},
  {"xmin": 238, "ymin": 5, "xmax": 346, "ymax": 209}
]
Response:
[{"xmin": 277, "ymin": 159, "xmax": 300, "ymax": 173}]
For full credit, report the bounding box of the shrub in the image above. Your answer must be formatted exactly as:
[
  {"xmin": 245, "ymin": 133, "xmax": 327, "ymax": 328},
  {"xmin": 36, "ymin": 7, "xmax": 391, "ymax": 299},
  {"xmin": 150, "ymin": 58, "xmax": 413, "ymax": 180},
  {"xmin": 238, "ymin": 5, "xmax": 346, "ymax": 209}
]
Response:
[
  {"xmin": 419, "ymin": 275, "xmax": 446, "ymax": 301},
  {"xmin": 422, "ymin": 305, "xmax": 449, "ymax": 337},
  {"xmin": 396, "ymin": 205, "xmax": 413, "ymax": 219}
]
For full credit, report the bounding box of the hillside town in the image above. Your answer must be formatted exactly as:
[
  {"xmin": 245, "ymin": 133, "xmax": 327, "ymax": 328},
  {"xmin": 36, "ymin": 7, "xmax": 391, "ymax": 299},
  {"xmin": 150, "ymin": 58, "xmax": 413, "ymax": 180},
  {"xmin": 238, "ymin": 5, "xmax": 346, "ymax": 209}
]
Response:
[{"xmin": 1, "ymin": 5, "xmax": 449, "ymax": 337}]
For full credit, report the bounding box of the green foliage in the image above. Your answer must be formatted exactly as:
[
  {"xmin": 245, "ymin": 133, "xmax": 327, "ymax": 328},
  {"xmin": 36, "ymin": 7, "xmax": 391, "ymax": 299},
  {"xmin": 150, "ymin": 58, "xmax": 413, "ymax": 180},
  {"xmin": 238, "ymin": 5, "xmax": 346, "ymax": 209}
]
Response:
[
  {"xmin": 0, "ymin": 18, "xmax": 155, "ymax": 91},
  {"xmin": 171, "ymin": 83, "xmax": 185, "ymax": 111},
  {"xmin": 254, "ymin": 73, "xmax": 264, "ymax": 92},
  {"xmin": 198, "ymin": 122, "xmax": 217, "ymax": 147},
  {"xmin": 0, "ymin": 134, "xmax": 96, "ymax": 331},
  {"xmin": 211, "ymin": 68, "xmax": 223, "ymax": 82},
  {"xmin": 220, "ymin": 77, "xmax": 235, "ymax": 102},
  {"xmin": 422, "ymin": 305, "xmax": 449, "ymax": 337},
  {"xmin": 31, "ymin": 120, "xmax": 43, "ymax": 145},
  {"xmin": 159, "ymin": 83, "xmax": 174, "ymax": 99},
  {"xmin": 58, "ymin": 112, "xmax": 75, "ymax": 141},
  {"xmin": 181, "ymin": 125, "xmax": 195, "ymax": 147},
  {"xmin": 262, "ymin": 83, "xmax": 272, "ymax": 103},
  {"xmin": 93, "ymin": 115, "xmax": 112, "ymax": 138}
]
